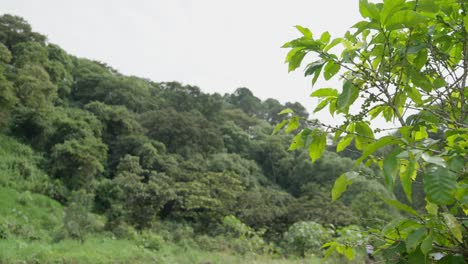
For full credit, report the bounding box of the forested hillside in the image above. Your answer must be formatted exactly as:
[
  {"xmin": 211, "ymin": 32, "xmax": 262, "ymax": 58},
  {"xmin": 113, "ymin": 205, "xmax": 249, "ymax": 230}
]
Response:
[{"xmin": 0, "ymin": 14, "xmax": 396, "ymax": 263}]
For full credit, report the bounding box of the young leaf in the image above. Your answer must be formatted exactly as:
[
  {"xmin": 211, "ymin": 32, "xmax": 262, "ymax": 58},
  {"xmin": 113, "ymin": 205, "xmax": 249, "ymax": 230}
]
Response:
[
  {"xmin": 359, "ymin": 0, "xmax": 380, "ymax": 20},
  {"xmin": 380, "ymin": 0, "xmax": 405, "ymax": 24},
  {"xmin": 273, "ymin": 120, "xmax": 287, "ymax": 135},
  {"xmin": 288, "ymin": 50, "xmax": 306, "ymax": 72},
  {"xmin": 289, "ymin": 131, "xmax": 305, "ymax": 151},
  {"xmin": 295, "ymin": 25, "xmax": 312, "ymax": 39},
  {"xmin": 320, "ymin": 31, "xmax": 331, "ymax": 43},
  {"xmin": 278, "ymin": 108, "xmax": 294, "ymax": 115},
  {"xmin": 323, "ymin": 61, "xmax": 341, "ymax": 80},
  {"xmin": 400, "ymin": 158, "xmax": 417, "ymax": 203},
  {"xmin": 337, "ymin": 134, "xmax": 354, "ymax": 152},
  {"xmin": 310, "ymin": 88, "xmax": 338, "ymax": 97},
  {"xmin": 332, "ymin": 172, "xmax": 357, "ymax": 202},
  {"xmin": 324, "ymin": 38, "xmax": 343, "ymax": 52},
  {"xmin": 308, "ymin": 130, "xmax": 326, "ymax": 163},
  {"xmin": 285, "ymin": 116, "xmax": 300, "ymax": 133},
  {"xmin": 313, "ymin": 98, "xmax": 331, "ymax": 113},
  {"xmin": 385, "ymin": 10, "xmax": 428, "ymax": 30}
]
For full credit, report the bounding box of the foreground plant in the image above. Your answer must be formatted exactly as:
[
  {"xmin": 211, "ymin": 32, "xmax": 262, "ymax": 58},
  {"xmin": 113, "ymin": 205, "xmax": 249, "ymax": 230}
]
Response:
[{"xmin": 279, "ymin": 0, "xmax": 468, "ymax": 261}]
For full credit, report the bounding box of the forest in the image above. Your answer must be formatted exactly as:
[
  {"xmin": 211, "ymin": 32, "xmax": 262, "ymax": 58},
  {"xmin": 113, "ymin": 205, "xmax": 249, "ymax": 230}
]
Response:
[
  {"xmin": 0, "ymin": 13, "xmax": 394, "ymax": 263},
  {"xmin": 1, "ymin": 0, "xmax": 468, "ymax": 262}
]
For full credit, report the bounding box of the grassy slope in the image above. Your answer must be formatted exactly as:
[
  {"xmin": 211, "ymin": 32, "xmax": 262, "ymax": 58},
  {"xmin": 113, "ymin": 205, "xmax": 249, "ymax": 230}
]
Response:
[{"xmin": 0, "ymin": 135, "xmax": 309, "ymax": 263}]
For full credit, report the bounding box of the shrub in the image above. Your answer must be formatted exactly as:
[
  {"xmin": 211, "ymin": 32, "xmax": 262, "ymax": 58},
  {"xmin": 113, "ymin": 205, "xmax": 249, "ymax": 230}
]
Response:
[{"xmin": 282, "ymin": 221, "xmax": 333, "ymax": 257}]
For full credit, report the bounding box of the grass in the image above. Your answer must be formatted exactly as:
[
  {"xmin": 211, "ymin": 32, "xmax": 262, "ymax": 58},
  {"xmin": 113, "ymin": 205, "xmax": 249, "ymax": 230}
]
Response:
[
  {"xmin": 0, "ymin": 184, "xmax": 307, "ymax": 263},
  {"xmin": 0, "ymin": 236, "xmax": 313, "ymax": 264}
]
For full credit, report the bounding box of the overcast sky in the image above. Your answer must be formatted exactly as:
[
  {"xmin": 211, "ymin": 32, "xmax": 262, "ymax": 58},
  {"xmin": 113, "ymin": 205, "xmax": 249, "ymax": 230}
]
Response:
[{"xmin": 1, "ymin": 0, "xmax": 364, "ymax": 125}]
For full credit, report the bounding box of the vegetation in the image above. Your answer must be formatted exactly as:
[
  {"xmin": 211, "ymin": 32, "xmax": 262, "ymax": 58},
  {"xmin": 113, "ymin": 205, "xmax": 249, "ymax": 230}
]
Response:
[
  {"xmin": 3, "ymin": 0, "xmax": 465, "ymax": 261},
  {"xmin": 282, "ymin": 0, "xmax": 468, "ymax": 262}
]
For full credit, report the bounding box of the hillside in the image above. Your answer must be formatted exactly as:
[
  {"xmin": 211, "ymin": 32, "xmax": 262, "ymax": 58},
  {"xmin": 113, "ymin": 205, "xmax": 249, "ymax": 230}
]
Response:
[{"xmin": 0, "ymin": 14, "xmax": 396, "ymax": 263}]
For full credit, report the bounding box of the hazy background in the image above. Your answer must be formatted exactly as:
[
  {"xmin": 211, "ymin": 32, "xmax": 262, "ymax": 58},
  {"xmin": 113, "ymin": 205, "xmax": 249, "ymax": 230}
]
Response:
[{"xmin": 1, "ymin": 0, "xmax": 363, "ymax": 125}]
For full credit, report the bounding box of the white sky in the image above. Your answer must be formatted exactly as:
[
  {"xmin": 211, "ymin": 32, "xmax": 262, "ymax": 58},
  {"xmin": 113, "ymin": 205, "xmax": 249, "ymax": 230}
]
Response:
[{"xmin": 1, "ymin": 0, "xmax": 366, "ymax": 126}]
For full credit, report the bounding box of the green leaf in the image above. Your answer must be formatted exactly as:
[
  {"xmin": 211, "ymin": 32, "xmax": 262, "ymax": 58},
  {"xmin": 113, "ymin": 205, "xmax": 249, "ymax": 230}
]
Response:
[
  {"xmin": 273, "ymin": 119, "xmax": 288, "ymax": 135},
  {"xmin": 332, "ymin": 172, "xmax": 357, "ymax": 202},
  {"xmin": 295, "ymin": 25, "xmax": 312, "ymax": 39},
  {"xmin": 288, "ymin": 50, "xmax": 306, "ymax": 72},
  {"xmin": 380, "ymin": 197, "xmax": 419, "ymax": 217},
  {"xmin": 442, "ymin": 213, "xmax": 463, "ymax": 243},
  {"xmin": 421, "ymin": 153, "xmax": 446, "ymax": 168},
  {"xmin": 304, "ymin": 60, "xmax": 325, "ymax": 77},
  {"xmin": 324, "ymin": 38, "xmax": 342, "ymax": 52},
  {"xmin": 310, "ymin": 88, "xmax": 338, "ymax": 97},
  {"xmin": 344, "ymin": 247, "xmax": 354, "ymax": 260},
  {"xmin": 424, "ymin": 166, "xmax": 457, "ymax": 205},
  {"xmin": 336, "ymin": 80, "xmax": 359, "ymax": 112},
  {"xmin": 383, "ymin": 147, "xmax": 401, "ymax": 192},
  {"xmin": 320, "ymin": 31, "xmax": 331, "ymax": 43},
  {"xmin": 289, "ymin": 132, "xmax": 305, "ymax": 151},
  {"xmin": 308, "ymin": 130, "xmax": 326, "ymax": 163},
  {"xmin": 407, "ymin": 86, "xmax": 423, "ymax": 105},
  {"xmin": 323, "ymin": 61, "xmax": 340, "ymax": 80},
  {"xmin": 354, "ymin": 122, "xmax": 374, "ymax": 150},
  {"xmin": 285, "ymin": 116, "xmax": 300, "ymax": 133},
  {"xmin": 313, "ymin": 98, "xmax": 330, "ymax": 113},
  {"xmin": 285, "ymin": 47, "xmax": 304, "ymax": 63},
  {"xmin": 420, "ymin": 233, "xmax": 433, "ymax": 256},
  {"xmin": 337, "ymin": 134, "xmax": 354, "ymax": 152},
  {"xmin": 406, "ymin": 227, "xmax": 426, "ymax": 253},
  {"xmin": 356, "ymin": 135, "xmax": 399, "ymax": 164},
  {"xmin": 359, "ymin": 0, "xmax": 380, "ymax": 20},
  {"xmin": 381, "ymin": 0, "xmax": 405, "ymax": 24},
  {"xmin": 464, "ymin": 14, "xmax": 468, "ymax": 32},
  {"xmin": 278, "ymin": 108, "xmax": 294, "ymax": 115},
  {"xmin": 400, "ymin": 158, "xmax": 417, "ymax": 203},
  {"xmin": 385, "ymin": 10, "xmax": 428, "ymax": 30}
]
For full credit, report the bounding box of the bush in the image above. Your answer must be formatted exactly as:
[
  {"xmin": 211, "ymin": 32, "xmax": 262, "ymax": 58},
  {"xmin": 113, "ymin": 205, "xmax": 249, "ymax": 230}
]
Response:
[
  {"xmin": 63, "ymin": 190, "xmax": 95, "ymax": 242},
  {"xmin": 137, "ymin": 231, "xmax": 165, "ymax": 251},
  {"xmin": 222, "ymin": 215, "xmax": 274, "ymax": 255},
  {"xmin": 282, "ymin": 221, "xmax": 333, "ymax": 257}
]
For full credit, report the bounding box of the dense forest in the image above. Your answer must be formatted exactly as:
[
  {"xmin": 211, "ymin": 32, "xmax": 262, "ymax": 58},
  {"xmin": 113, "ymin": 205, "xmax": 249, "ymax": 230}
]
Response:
[{"xmin": 0, "ymin": 14, "xmax": 404, "ymax": 263}]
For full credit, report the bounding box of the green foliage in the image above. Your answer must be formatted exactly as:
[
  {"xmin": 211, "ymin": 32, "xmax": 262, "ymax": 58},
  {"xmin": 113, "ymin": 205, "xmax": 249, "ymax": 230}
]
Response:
[
  {"xmin": 0, "ymin": 14, "xmax": 45, "ymax": 49},
  {"xmin": 50, "ymin": 136, "xmax": 107, "ymax": 190},
  {"xmin": 282, "ymin": 0, "xmax": 468, "ymax": 260},
  {"xmin": 223, "ymin": 215, "xmax": 274, "ymax": 254},
  {"xmin": 13, "ymin": 64, "xmax": 56, "ymax": 111},
  {"xmin": 282, "ymin": 221, "xmax": 332, "ymax": 257},
  {"xmin": 63, "ymin": 190, "xmax": 97, "ymax": 242},
  {"xmin": 98, "ymin": 155, "xmax": 175, "ymax": 229},
  {"xmin": 0, "ymin": 12, "xmax": 420, "ymax": 262}
]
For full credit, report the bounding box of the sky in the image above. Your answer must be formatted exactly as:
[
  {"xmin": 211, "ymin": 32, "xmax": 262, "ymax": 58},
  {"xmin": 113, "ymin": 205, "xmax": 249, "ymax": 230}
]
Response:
[{"xmin": 1, "ymin": 0, "xmax": 364, "ymax": 126}]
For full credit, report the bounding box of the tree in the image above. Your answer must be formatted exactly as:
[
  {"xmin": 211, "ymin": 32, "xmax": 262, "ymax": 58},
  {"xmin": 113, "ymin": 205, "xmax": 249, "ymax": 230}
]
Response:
[
  {"xmin": 0, "ymin": 14, "xmax": 45, "ymax": 49},
  {"xmin": 13, "ymin": 64, "xmax": 57, "ymax": 111},
  {"xmin": 227, "ymin": 87, "xmax": 263, "ymax": 116},
  {"xmin": 50, "ymin": 136, "xmax": 107, "ymax": 190},
  {"xmin": 281, "ymin": 0, "xmax": 468, "ymax": 261},
  {"xmin": 0, "ymin": 43, "xmax": 15, "ymax": 127}
]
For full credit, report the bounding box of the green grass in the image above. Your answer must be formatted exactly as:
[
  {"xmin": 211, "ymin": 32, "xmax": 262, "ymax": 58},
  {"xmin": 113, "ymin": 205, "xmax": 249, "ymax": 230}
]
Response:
[
  {"xmin": 0, "ymin": 236, "xmax": 311, "ymax": 264},
  {"xmin": 0, "ymin": 185, "xmax": 307, "ymax": 263},
  {"xmin": 0, "ymin": 186, "xmax": 63, "ymax": 241}
]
